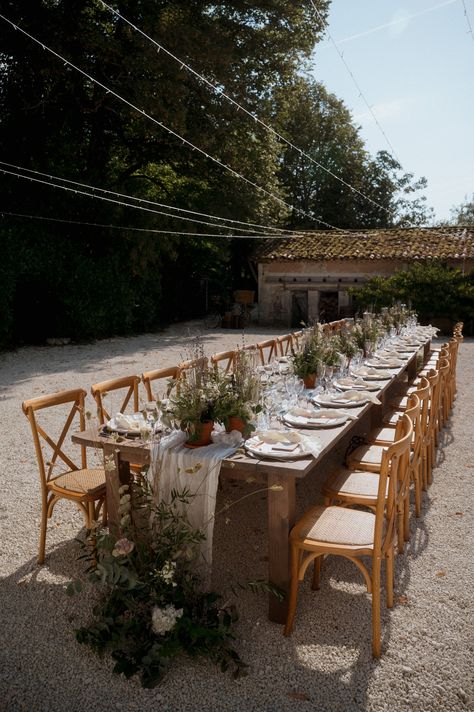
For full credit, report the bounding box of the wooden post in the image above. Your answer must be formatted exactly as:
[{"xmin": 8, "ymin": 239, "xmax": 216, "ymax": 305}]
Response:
[{"xmin": 267, "ymin": 472, "xmax": 296, "ymax": 623}]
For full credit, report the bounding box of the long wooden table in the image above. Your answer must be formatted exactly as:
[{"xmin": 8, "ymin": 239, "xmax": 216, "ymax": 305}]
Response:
[{"xmin": 72, "ymin": 342, "xmax": 427, "ymax": 624}]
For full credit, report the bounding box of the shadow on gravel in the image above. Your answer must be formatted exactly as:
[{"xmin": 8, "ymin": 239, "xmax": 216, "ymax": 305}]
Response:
[{"xmin": 0, "ymin": 322, "xmax": 289, "ymax": 390}]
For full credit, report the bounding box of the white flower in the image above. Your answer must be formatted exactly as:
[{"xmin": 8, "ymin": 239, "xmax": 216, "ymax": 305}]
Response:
[
  {"xmin": 151, "ymin": 604, "xmax": 183, "ymax": 636},
  {"xmin": 159, "ymin": 561, "xmax": 177, "ymax": 587},
  {"xmin": 112, "ymin": 537, "xmax": 134, "ymax": 557}
]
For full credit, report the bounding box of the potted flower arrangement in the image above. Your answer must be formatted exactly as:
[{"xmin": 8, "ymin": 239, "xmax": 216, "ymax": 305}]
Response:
[
  {"xmin": 291, "ymin": 326, "xmax": 327, "ymax": 388},
  {"xmin": 164, "ymin": 362, "xmax": 221, "ymax": 447},
  {"xmin": 352, "ymin": 313, "xmax": 381, "ymax": 358},
  {"xmin": 212, "ymin": 350, "xmax": 261, "ymax": 437}
]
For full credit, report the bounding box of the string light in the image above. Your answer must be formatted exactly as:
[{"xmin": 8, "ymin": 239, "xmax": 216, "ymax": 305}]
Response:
[
  {"xmin": 0, "ymin": 13, "xmax": 339, "ymax": 231},
  {"xmin": 309, "ymin": 0, "xmax": 402, "ymax": 165},
  {"xmin": 0, "ymin": 210, "xmax": 291, "ymax": 239},
  {"xmin": 1, "ymin": 166, "xmax": 289, "ymax": 235},
  {"xmin": 99, "ymin": 0, "xmax": 398, "ymax": 221},
  {"xmin": 461, "ymin": 0, "xmax": 474, "ymax": 46},
  {"xmin": 0, "ymin": 161, "xmax": 293, "ymax": 235}
]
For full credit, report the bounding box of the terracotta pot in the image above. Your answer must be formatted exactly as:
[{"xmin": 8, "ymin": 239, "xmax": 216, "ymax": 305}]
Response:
[
  {"xmin": 225, "ymin": 416, "xmax": 246, "ymax": 435},
  {"xmin": 184, "ymin": 420, "xmax": 214, "ymax": 448},
  {"xmin": 303, "ymin": 373, "xmax": 317, "ymax": 389}
]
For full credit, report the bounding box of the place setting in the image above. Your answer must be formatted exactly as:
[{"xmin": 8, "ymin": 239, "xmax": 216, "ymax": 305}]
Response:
[
  {"xmin": 313, "ymin": 388, "xmax": 381, "ymax": 408},
  {"xmin": 332, "ymin": 375, "xmax": 382, "ymax": 392},
  {"xmin": 351, "ymin": 365, "xmax": 394, "ymax": 380},
  {"xmin": 282, "ymin": 405, "xmax": 355, "ymax": 429},
  {"xmin": 244, "ymin": 428, "xmax": 322, "ymax": 460}
]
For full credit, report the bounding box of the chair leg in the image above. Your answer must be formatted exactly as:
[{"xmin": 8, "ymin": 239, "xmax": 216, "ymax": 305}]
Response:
[
  {"xmin": 386, "ymin": 547, "xmax": 394, "ymax": 609},
  {"xmin": 101, "ymin": 497, "xmax": 108, "ymax": 526},
  {"xmin": 404, "ymin": 490, "xmax": 410, "ymax": 542},
  {"xmin": 38, "ymin": 496, "xmax": 48, "ymax": 565},
  {"xmin": 396, "ymin": 503, "xmax": 404, "ymax": 554},
  {"xmin": 413, "ymin": 465, "xmax": 422, "ymax": 518},
  {"xmin": 311, "ymin": 555, "xmax": 322, "ymax": 590},
  {"xmin": 372, "ymin": 556, "xmax": 382, "ymax": 658},
  {"xmin": 284, "ymin": 545, "xmax": 300, "ymax": 636}
]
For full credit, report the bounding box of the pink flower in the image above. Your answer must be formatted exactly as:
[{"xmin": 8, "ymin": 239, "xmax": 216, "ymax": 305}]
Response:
[{"xmin": 112, "ymin": 537, "xmax": 134, "ymax": 557}]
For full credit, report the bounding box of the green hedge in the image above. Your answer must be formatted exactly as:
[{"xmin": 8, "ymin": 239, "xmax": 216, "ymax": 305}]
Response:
[{"xmin": 351, "ymin": 262, "xmax": 474, "ymax": 335}]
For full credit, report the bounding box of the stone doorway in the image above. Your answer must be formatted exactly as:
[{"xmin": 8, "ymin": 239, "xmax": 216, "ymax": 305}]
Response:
[
  {"xmin": 291, "ymin": 290, "xmax": 308, "ymax": 327},
  {"xmin": 318, "ymin": 291, "xmax": 339, "ymax": 323}
]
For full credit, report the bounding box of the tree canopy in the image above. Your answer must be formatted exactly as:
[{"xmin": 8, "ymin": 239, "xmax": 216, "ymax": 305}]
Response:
[{"xmin": 0, "ymin": 0, "xmax": 434, "ymax": 346}]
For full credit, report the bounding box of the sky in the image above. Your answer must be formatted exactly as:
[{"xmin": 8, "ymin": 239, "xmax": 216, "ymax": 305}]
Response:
[{"xmin": 311, "ymin": 0, "xmax": 474, "ymax": 223}]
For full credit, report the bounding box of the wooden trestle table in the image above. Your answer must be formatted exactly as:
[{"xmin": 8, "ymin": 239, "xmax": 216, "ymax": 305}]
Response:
[{"xmin": 72, "ymin": 341, "xmax": 429, "ymax": 624}]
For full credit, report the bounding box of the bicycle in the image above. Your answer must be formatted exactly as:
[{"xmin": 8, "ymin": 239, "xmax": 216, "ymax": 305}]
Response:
[{"xmin": 203, "ymin": 296, "xmax": 225, "ymax": 328}]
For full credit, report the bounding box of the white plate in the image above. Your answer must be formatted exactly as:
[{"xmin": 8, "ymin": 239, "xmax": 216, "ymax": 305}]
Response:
[
  {"xmin": 377, "ymin": 351, "xmax": 410, "ymax": 360},
  {"xmin": 102, "ymin": 425, "xmax": 143, "ymax": 438},
  {"xmin": 366, "ymin": 359, "xmax": 403, "ymax": 368},
  {"xmin": 283, "ymin": 409, "xmax": 349, "ymax": 429},
  {"xmin": 333, "ymin": 379, "xmax": 381, "ymax": 392},
  {"xmin": 244, "ymin": 432, "xmax": 311, "ymax": 460},
  {"xmin": 314, "ymin": 393, "xmax": 370, "ymax": 408},
  {"xmin": 351, "ymin": 368, "xmax": 393, "ymax": 381}
]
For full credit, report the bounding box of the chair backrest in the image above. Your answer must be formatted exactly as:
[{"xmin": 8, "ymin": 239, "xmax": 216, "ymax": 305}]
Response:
[
  {"xmin": 178, "ymin": 356, "xmax": 208, "ymax": 375},
  {"xmin": 276, "ymin": 334, "xmax": 294, "ymax": 356},
  {"xmin": 291, "ymin": 330, "xmax": 304, "ymax": 352},
  {"xmin": 91, "ymin": 375, "xmax": 141, "ymax": 425},
  {"xmin": 404, "ymin": 393, "xmax": 422, "ymax": 468},
  {"xmin": 426, "ymin": 368, "xmax": 441, "ymax": 436},
  {"xmin": 257, "ymin": 339, "xmax": 277, "ymax": 365},
  {"xmin": 142, "ymin": 366, "xmax": 180, "ymax": 401},
  {"xmin": 414, "ymin": 376, "xmax": 430, "ymax": 438},
  {"xmin": 376, "ymin": 413, "xmax": 413, "ymax": 559},
  {"xmin": 22, "ymin": 389, "xmax": 87, "ymax": 494},
  {"xmin": 210, "ymin": 350, "xmax": 236, "ymax": 374}
]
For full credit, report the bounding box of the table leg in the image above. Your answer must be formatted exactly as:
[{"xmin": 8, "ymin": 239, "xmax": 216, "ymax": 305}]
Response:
[
  {"xmin": 103, "ymin": 443, "xmax": 132, "ymax": 535},
  {"xmin": 267, "ymin": 473, "xmax": 296, "ymax": 624}
]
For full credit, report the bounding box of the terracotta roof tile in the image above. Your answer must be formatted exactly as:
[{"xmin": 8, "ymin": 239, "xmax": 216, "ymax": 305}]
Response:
[{"xmin": 256, "ymin": 227, "xmax": 474, "ymax": 262}]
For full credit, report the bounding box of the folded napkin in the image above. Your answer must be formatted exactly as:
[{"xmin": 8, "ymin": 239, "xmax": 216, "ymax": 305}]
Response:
[
  {"xmin": 378, "ymin": 350, "xmax": 408, "ymax": 359},
  {"xmin": 290, "ymin": 407, "xmax": 356, "ymax": 422},
  {"xmin": 337, "ymin": 376, "xmax": 368, "ymax": 387},
  {"xmin": 107, "ymin": 412, "xmax": 146, "ymax": 431},
  {"xmin": 326, "ymin": 390, "xmax": 381, "ymax": 405},
  {"xmin": 252, "ymin": 430, "xmax": 322, "ymax": 457},
  {"xmin": 211, "ymin": 430, "xmax": 243, "ymax": 447},
  {"xmin": 353, "ymin": 366, "xmax": 392, "ymax": 379}
]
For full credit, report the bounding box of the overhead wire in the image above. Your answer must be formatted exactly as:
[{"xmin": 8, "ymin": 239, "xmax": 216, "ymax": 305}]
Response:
[
  {"xmin": 460, "ymin": 0, "xmax": 474, "ymax": 46},
  {"xmin": 0, "ymin": 160, "xmax": 294, "ymax": 235},
  {"xmin": 0, "ymin": 13, "xmax": 340, "ymax": 231},
  {"xmin": 0, "ymin": 210, "xmax": 292, "ymax": 239},
  {"xmin": 98, "ymin": 0, "xmax": 397, "ymax": 221},
  {"xmin": 308, "ymin": 0, "xmax": 402, "ymax": 165},
  {"xmin": 0, "ymin": 166, "xmax": 292, "ymax": 236}
]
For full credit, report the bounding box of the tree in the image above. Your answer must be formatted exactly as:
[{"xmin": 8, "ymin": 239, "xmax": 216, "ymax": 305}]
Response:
[
  {"xmin": 274, "ymin": 78, "xmax": 433, "ymax": 229},
  {"xmin": 0, "ymin": 0, "xmax": 330, "ymax": 345},
  {"xmin": 450, "ymin": 195, "xmax": 474, "ymax": 225}
]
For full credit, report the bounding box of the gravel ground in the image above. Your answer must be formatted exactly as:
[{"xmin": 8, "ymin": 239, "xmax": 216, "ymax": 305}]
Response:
[{"xmin": 0, "ymin": 322, "xmax": 472, "ymax": 712}]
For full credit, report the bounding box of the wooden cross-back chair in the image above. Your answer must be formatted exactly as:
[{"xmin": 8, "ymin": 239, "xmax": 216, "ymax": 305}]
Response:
[
  {"xmin": 178, "ymin": 356, "xmax": 208, "ymax": 376},
  {"xmin": 285, "ymin": 414, "xmax": 413, "ymax": 657},
  {"xmin": 276, "ymin": 334, "xmax": 294, "ymax": 356},
  {"xmin": 291, "ymin": 330, "xmax": 304, "ymax": 352},
  {"xmin": 22, "ymin": 388, "xmax": 106, "ymax": 564},
  {"xmin": 257, "ymin": 339, "xmax": 277, "ymax": 365},
  {"xmin": 325, "ymin": 400, "xmax": 418, "ymax": 554},
  {"xmin": 210, "ymin": 350, "xmax": 236, "ymax": 374},
  {"xmin": 91, "ymin": 375, "xmax": 141, "ymax": 425},
  {"xmin": 142, "ymin": 366, "xmax": 180, "ymax": 402}
]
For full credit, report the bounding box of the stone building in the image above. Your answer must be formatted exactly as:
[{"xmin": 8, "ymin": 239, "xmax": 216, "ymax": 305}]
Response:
[{"xmin": 255, "ymin": 227, "xmax": 474, "ymax": 326}]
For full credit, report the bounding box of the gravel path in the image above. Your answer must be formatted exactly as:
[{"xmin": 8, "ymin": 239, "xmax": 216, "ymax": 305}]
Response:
[{"xmin": 0, "ymin": 322, "xmax": 472, "ymax": 712}]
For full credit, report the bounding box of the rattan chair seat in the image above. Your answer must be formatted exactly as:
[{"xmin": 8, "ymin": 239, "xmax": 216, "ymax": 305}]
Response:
[
  {"xmin": 49, "ymin": 468, "xmax": 106, "ymax": 496},
  {"xmin": 324, "ymin": 468, "xmax": 387, "ymax": 498},
  {"xmin": 349, "ymin": 444, "xmax": 386, "ymax": 469},
  {"xmin": 293, "ymin": 505, "xmax": 375, "ymax": 547}
]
